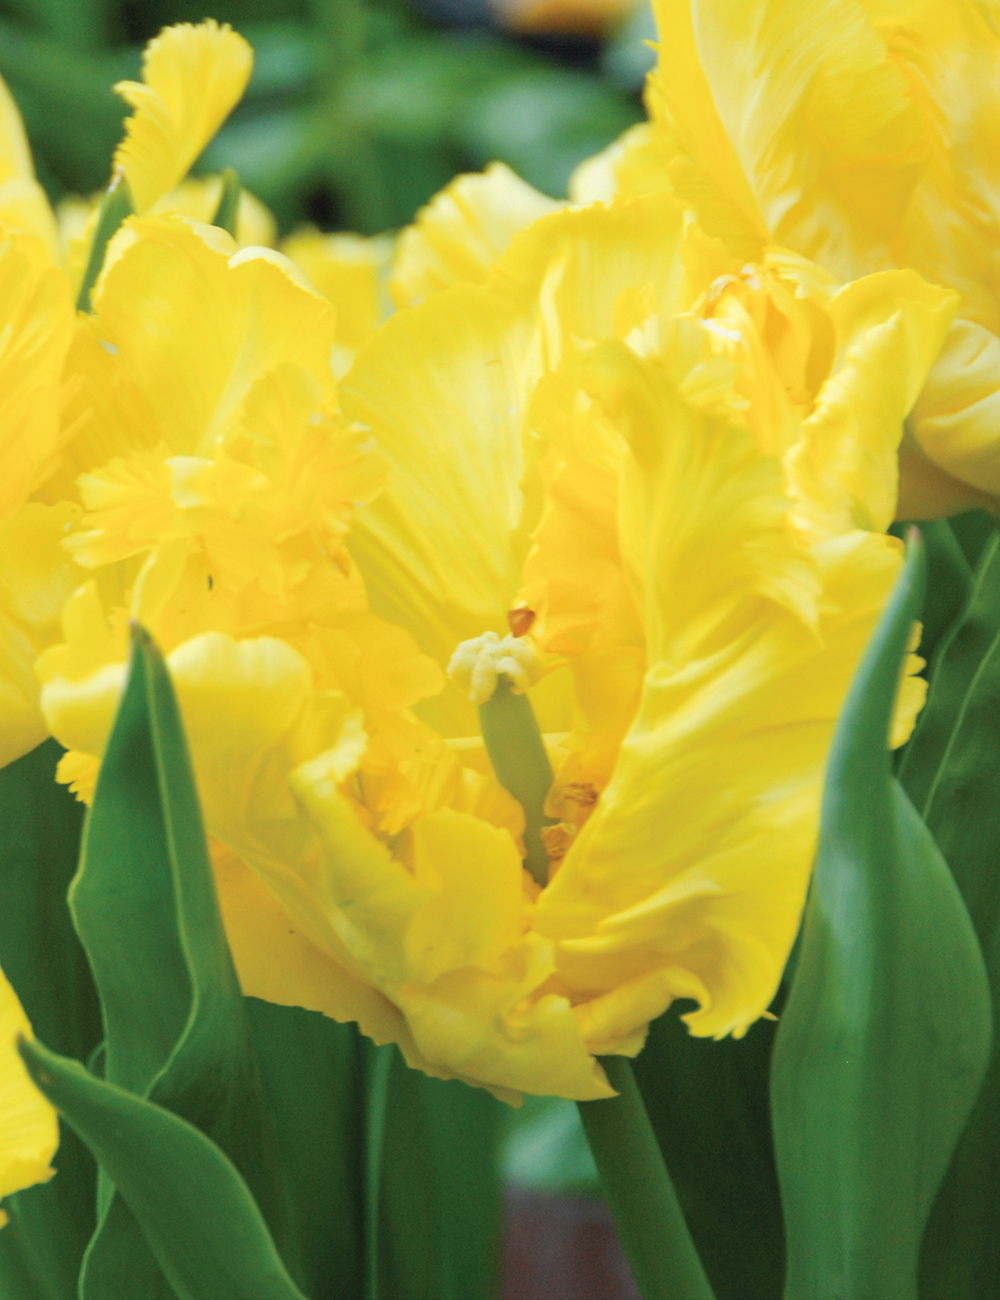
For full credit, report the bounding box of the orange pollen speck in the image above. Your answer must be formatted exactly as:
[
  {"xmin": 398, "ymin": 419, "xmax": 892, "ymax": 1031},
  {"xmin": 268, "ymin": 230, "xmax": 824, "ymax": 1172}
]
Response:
[{"xmin": 508, "ymin": 607, "xmax": 536, "ymax": 637}]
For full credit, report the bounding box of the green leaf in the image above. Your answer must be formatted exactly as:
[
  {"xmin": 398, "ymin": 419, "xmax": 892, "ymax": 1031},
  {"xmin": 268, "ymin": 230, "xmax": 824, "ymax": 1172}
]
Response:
[
  {"xmin": 367, "ymin": 1044, "xmax": 504, "ymax": 1300},
  {"xmin": 18, "ymin": 1038, "xmax": 307, "ymax": 1300},
  {"xmin": 898, "ymin": 534, "xmax": 999, "ymax": 811},
  {"xmin": 631, "ymin": 1007, "xmax": 784, "ymax": 1300},
  {"xmin": 0, "ymin": 740, "xmax": 101, "ymax": 1300},
  {"xmin": 71, "ymin": 626, "xmax": 292, "ymax": 1297},
  {"xmin": 892, "ymin": 537, "xmax": 1000, "ymax": 1298},
  {"xmin": 246, "ymin": 999, "xmax": 367, "ymax": 1300},
  {"xmin": 341, "ymin": 34, "xmax": 535, "ymax": 147},
  {"xmin": 949, "ymin": 508, "xmax": 997, "ymax": 571},
  {"xmin": 210, "ymin": 167, "xmax": 241, "ymax": 237},
  {"xmin": 771, "ymin": 535, "xmax": 993, "ymax": 1300},
  {"xmin": 77, "ymin": 170, "xmax": 135, "ymax": 313},
  {"xmin": 909, "ymin": 518, "xmax": 971, "ymax": 670}
]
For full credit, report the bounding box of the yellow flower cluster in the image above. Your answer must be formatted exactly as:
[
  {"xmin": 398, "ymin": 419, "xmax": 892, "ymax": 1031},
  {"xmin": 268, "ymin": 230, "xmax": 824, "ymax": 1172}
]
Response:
[{"xmin": 1, "ymin": 4, "xmax": 996, "ymax": 1202}]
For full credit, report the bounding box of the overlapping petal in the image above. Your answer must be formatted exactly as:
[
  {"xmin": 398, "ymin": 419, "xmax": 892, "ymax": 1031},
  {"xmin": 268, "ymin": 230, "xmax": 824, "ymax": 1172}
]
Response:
[
  {"xmin": 639, "ymin": 0, "xmax": 1000, "ymax": 507},
  {"xmin": 281, "ymin": 229, "xmax": 393, "ymax": 377},
  {"xmin": 343, "ymin": 191, "xmax": 690, "ymax": 735},
  {"xmin": 38, "ymin": 620, "xmax": 609, "ymax": 1101},
  {"xmin": 389, "ymin": 163, "xmax": 563, "ymax": 308}
]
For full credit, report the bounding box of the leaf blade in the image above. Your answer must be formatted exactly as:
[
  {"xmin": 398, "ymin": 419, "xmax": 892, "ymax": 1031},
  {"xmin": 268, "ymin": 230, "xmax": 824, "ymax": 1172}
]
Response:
[
  {"xmin": 18, "ymin": 1038, "xmax": 307, "ymax": 1300},
  {"xmin": 771, "ymin": 535, "xmax": 992, "ymax": 1300}
]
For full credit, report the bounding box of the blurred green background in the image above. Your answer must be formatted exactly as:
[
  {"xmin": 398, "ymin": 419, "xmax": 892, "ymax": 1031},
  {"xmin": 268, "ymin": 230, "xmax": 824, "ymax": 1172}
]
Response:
[{"xmin": 0, "ymin": 0, "xmax": 655, "ymax": 235}]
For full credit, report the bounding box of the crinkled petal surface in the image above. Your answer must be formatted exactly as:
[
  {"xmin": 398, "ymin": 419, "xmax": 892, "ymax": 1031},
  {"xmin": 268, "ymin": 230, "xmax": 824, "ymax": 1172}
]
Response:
[
  {"xmin": 39, "ymin": 626, "xmax": 610, "ymax": 1101},
  {"xmin": 532, "ymin": 333, "xmax": 909, "ymax": 1040},
  {"xmin": 389, "ymin": 163, "xmax": 563, "ymax": 308},
  {"xmin": 113, "ymin": 21, "xmax": 253, "ymax": 214},
  {"xmin": 344, "ymin": 192, "xmax": 691, "ymax": 735},
  {"xmin": 54, "ymin": 214, "xmax": 336, "ymax": 489}
]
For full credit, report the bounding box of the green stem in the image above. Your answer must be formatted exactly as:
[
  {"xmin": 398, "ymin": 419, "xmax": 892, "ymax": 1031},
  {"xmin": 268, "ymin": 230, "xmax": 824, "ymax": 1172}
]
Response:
[
  {"xmin": 477, "ymin": 678, "xmax": 555, "ymax": 887},
  {"xmin": 578, "ymin": 1056, "xmax": 716, "ymax": 1300},
  {"xmin": 76, "ymin": 169, "xmax": 134, "ymax": 312},
  {"xmin": 211, "ymin": 167, "xmax": 241, "ymax": 238}
]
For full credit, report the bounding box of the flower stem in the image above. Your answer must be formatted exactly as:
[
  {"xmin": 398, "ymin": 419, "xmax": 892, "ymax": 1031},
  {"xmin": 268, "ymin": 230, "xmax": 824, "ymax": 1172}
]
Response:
[
  {"xmin": 477, "ymin": 678, "xmax": 555, "ymax": 887},
  {"xmin": 578, "ymin": 1055, "xmax": 716, "ymax": 1300}
]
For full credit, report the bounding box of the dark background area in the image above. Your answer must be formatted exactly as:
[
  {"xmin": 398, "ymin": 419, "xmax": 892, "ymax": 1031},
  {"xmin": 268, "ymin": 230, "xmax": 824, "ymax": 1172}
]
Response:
[{"xmin": 0, "ymin": 0, "xmax": 655, "ymax": 235}]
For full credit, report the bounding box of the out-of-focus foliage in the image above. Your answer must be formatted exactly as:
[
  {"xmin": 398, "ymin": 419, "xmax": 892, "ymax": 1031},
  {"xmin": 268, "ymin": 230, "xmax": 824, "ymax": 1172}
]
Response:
[{"xmin": 0, "ymin": 0, "xmax": 649, "ymax": 233}]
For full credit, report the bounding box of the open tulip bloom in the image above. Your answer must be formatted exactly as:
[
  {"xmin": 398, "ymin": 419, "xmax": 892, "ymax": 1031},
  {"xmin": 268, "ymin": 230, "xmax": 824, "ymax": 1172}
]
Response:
[{"xmin": 1, "ymin": 5, "xmax": 999, "ymax": 1299}]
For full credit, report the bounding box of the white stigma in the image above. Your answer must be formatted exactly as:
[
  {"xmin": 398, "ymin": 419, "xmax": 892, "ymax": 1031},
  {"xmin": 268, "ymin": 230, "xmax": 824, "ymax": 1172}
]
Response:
[{"xmin": 447, "ymin": 631, "xmax": 540, "ymax": 705}]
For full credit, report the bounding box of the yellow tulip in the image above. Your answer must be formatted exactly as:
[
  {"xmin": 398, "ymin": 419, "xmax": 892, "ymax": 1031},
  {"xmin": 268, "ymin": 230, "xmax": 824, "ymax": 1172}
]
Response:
[
  {"xmin": 342, "ymin": 191, "xmax": 951, "ymax": 1057},
  {"xmin": 0, "ymin": 21, "xmax": 277, "ymax": 771},
  {"xmin": 388, "ymin": 162, "xmax": 563, "ymax": 309},
  {"xmin": 33, "ymin": 212, "xmax": 588, "ymax": 1100},
  {"xmin": 0, "ymin": 966, "xmax": 58, "ymax": 1227},
  {"xmin": 0, "ymin": 13, "xmax": 963, "ymax": 1102},
  {"xmin": 590, "ymin": 0, "xmax": 1000, "ymax": 513}
]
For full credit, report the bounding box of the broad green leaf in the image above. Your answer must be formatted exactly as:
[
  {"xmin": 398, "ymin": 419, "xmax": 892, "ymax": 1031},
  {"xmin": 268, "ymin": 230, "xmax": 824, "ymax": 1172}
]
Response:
[
  {"xmin": 367, "ymin": 1043, "xmax": 503, "ymax": 1300},
  {"xmin": 246, "ymin": 999, "xmax": 367, "ymax": 1300},
  {"xmin": 18, "ymin": 1038, "xmax": 307, "ymax": 1300},
  {"xmin": 910, "ymin": 518, "xmax": 971, "ymax": 669},
  {"xmin": 949, "ymin": 509, "xmax": 997, "ymax": 571},
  {"xmin": 0, "ymin": 740, "xmax": 100, "ymax": 1300},
  {"xmin": 71, "ymin": 627, "xmax": 292, "ymax": 1297},
  {"xmin": 893, "ymin": 538, "xmax": 1000, "ymax": 1298},
  {"xmin": 771, "ymin": 535, "xmax": 992, "ymax": 1300},
  {"xmin": 631, "ymin": 1006, "xmax": 784, "ymax": 1300},
  {"xmin": 898, "ymin": 534, "xmax": 1000, "ymax": 811}
]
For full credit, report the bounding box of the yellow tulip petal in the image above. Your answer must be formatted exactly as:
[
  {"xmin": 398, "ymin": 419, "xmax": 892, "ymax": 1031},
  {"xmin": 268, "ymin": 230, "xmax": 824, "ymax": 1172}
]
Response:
[
  {"xmin": 113, "ymin": 21, "xmax": 253, "ymax": 215},
  {"xmin": 405, "ymin": 810, "xmax": 524, "ymax": 984},
  {"xmin": 655, "ymin": 0, "xmax": 923, "ymax": 278},
  {"xmin": 0, "ymin": 76, "xmax": 57, "ymax": 255},
  {"xmin": 645, "ymin": 0, "xmax": 769, "ymax": 258},
  {"xmin": 907, "ymin": 316, "xmax": 1000, "ymax": 496},
  {"xmin": 391, "ymin": 941, "xmax": 614, "ymax": 1100},
  {"xmin": 0, "ymin": 233, "xmax": 75, "ymax": 520},
  {"xmin": 787, "ymin": 269, "xmax": 958, "ymax": 541},
  {"xmin": 568, "ymin": 122, "xmax": 677, "ymax": 204},
  {"xmin": 150, "ymin": 176, "xmax": 276, "ymax": 248},
  {"xmin": 532, "ymin": 317, "xmax": 912, "ymax": 1044},
  {"xmin": 1, "ymin": 966, "xmax": 58, "ymax": 1222},
  {"xmin": 53, "ymin": 214, "xmax": 336, "ymax": 493},
  {"xmin": 280, "ymin": 229, "xmax": 393, "ymax": 376},
  {"xmin": 0, "ymin": 502, "xmax": 80, "ymax": 767},
  {"xmin": 212, "ymin": 840, "xmax": 431, "ymax": 1059},
  {"xmin": 881, "ymin": 0, "xmax": 1000, "ymax": 334},
  {"xmin": 389, "ymin": 163, "xmax": 563, "ymax": 309}
]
